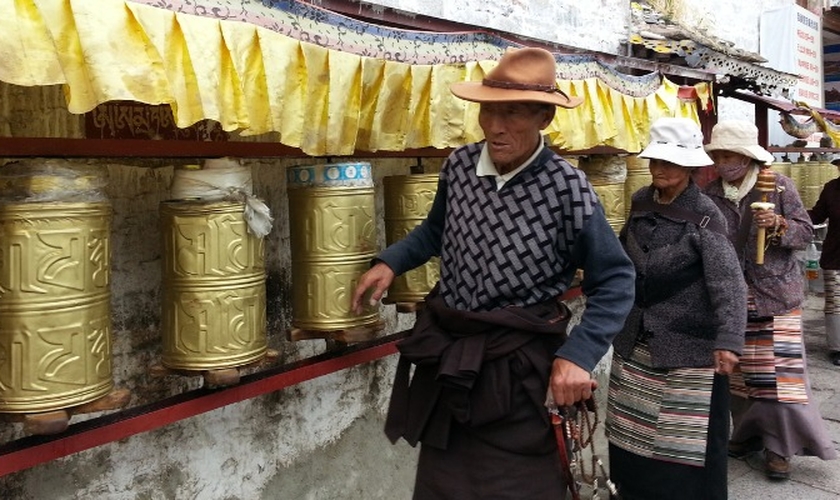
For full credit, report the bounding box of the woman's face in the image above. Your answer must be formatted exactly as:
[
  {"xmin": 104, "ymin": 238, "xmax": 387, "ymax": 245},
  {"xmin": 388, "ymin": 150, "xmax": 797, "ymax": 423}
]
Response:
[
  {"xmin": 478, "ymin": 102, "xmax": 555, "ymax": 174},
  {"xmin": 649, "ymin": 158, "xmax": 691, "ymax": 193},
  {"xmin": 709, "ymin": 150, "xmax": 752, "ymax": 182}
]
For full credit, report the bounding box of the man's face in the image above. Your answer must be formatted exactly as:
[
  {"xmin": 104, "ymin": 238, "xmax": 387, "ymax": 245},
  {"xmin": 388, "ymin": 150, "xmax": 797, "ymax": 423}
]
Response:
[{"xmin": 478, "ymin": 102, "xmax": 554, "ymax": 174}]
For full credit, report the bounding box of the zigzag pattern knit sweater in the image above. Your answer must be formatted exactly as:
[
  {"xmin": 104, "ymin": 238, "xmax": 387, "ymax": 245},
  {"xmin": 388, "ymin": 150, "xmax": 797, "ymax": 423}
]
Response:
[{"xmin": 439, "ymin": 143, "xmax": 598, "ymax": 311}]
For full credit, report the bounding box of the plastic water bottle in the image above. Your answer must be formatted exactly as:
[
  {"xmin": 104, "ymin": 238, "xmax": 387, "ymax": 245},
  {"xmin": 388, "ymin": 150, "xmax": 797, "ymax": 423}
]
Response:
[{"xmin": 806, "ymin": 242, "xmax": 820, "ymax": 280}]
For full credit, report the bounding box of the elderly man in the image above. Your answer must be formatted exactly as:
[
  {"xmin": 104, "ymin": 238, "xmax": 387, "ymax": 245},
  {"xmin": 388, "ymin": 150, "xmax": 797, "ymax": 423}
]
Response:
[{"xmin": 351, "ymin": 47, "xmax": 635, "ymax": 499}]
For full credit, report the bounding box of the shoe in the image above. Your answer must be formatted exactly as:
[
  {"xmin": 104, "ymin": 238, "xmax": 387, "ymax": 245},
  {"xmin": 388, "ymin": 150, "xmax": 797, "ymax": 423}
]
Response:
[
  {"xmin": 728, "ymin": 437, "xmax": 762, "ymax": 458},
  {"xmin": 764, "ymin": 450, "xmax": 790, "ymax": 480},
  {"xmin": 830, "ymin": 352, "xmax": 840, "ymax": 366}
]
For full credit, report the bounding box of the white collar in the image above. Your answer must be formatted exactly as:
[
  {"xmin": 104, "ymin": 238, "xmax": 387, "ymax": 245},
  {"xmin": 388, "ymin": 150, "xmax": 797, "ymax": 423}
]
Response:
[{"xmin": 476, "ymin": 137, "xmax": 545, "ymax": 190}]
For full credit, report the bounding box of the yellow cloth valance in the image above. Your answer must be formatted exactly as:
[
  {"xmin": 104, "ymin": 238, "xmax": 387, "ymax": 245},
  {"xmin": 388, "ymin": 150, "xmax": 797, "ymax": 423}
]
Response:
[{"xmin": 0, "ymin": 0, "xmax": 707, "ymax": 155}]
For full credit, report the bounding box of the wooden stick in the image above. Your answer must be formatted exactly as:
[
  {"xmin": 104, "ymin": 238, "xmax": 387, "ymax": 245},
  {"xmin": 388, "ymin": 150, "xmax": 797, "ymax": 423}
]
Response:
[{"xmin": 751, "ymin": 167, "xmax": 777, "ymax": 265}]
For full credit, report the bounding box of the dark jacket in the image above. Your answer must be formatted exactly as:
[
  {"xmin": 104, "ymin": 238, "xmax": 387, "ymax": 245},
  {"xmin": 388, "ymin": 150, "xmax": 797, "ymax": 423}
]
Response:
[
  {"xmin": 809, "ymin": 177, "xmax": 840, "ymax": 269},
  {"xmin": 613, "ymin": 182, "xmax": 747, "ymax": 368},
  {"xmin": 704, "ymin": 173, "xmax": 812, "ymax": 316},
  {"xmin": 385, "ymin": 287, "xmax": 570, "ymax": 453}
]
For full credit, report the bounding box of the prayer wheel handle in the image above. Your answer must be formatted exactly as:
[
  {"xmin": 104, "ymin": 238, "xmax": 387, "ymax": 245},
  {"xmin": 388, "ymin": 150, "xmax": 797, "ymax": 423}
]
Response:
[{"xmin": 751, "ymin": 167, "xmax": 777, "ymax": 265}]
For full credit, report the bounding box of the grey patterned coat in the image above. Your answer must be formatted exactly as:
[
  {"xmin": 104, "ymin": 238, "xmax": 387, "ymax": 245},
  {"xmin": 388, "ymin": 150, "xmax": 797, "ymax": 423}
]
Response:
[
  {"xmin": 613, "ymin": 182, "xmax": 747, "ymax": 369},
  {"xmin": 704, "ymin": 172, "xmax": 813, "ymax": 317}
]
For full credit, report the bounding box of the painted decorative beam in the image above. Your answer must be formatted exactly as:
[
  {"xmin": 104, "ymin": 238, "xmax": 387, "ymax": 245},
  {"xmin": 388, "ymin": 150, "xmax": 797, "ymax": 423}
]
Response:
[{"xmin": 0, "ymin": 137, "xmax": 627, "ymax": 159}]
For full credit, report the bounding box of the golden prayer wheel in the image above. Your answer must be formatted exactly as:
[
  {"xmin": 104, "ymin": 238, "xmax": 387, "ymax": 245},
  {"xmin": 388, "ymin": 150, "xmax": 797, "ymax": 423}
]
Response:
[
  {"xmin": 0, "ymin": 202, "xmax": 114, "ymax": 413},
  {"xmin": 579, "ymin": 155, "xmax": 626, "ymax": 234},
  {"xmin": 769, "ymin": 160, "xmax": 791, "ymax": 179},
  {"xmin": 819, "ymin": 158, "xmax": 837, "ymax": 192},
  {"xmin": 287, "ymin": 163, "xmax": 379, "ymax": 331},
  {"xmin": 383, "ymin": 174, "xmax": 440, "ymax": 304},
  {"xmin": 790, "ymin": 159, "xmax": 822, "ymax": 210},
  {"xmin": 623, "ymin": 155, "xmax": 652, "ymax": 219},
  {"xmin": 160, "ymin": 201, "xmax": 267, "ymax": 370}
]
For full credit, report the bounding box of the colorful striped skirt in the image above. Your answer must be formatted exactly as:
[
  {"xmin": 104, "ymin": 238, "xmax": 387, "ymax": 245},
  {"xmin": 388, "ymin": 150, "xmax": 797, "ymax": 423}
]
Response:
[
  {"xmin": 606, "ymin": 343, "xmax": 715, "ymax": 467},
  {"xmin": 730, "ymin": 296, "xmax": 808, "ymax": 404}
]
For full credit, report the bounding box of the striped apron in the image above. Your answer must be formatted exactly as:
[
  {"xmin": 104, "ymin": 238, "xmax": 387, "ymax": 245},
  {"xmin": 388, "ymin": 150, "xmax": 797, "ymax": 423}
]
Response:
[
  {"xmin": 729, "ymin": 294, "xmax": 808, "ymax": 404},
  {"xmin": 606, "ymin": 343, "xmax": 715, "ymax": 466}
]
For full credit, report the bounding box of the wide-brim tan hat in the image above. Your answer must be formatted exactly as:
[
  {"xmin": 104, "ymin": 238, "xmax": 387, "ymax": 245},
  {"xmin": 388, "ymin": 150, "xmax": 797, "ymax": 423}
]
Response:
[
  {"xmin": 704, "ymin": 120, "xmax": 775, "ymax": 164},
  {"xmin": 450, "ymin": 47, "xmax": 583, "ymax": 108},
  {"xmin": 638, "ymin": 117, "xmax": 713, "ymax": 167}
]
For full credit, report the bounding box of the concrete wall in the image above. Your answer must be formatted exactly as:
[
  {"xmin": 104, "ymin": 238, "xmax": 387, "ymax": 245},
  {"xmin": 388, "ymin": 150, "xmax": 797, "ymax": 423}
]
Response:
[
  {"xmin": 367, "ymin": 0, "xmax": 794, "ymax": 122},
  {"xmin": 358, "ymin": 0, "xmax": 632, "ymax": 54},
  {"xmin": 0, "ymin": 0, "xmax": 799, "ymax": 498}
]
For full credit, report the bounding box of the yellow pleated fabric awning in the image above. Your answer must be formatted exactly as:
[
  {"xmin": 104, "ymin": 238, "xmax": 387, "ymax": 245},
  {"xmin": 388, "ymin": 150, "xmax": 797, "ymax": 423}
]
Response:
[{"xmin": 0, "ymin": 0, "xmax": 710, "ymax": 155}]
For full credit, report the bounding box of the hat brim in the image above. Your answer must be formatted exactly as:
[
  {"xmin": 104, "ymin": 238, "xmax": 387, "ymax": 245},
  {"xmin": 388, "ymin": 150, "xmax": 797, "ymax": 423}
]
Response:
[
  {"xmin": 450, "ymin": 82, "xmax": 583, "ymax": 108},
  {"xmin": 704, "ymin": 144, "xmax": 775, "ymax": 164},
  {"xmin": 638, "ymin": 143, "xmax": 714, "ymax": 167}
]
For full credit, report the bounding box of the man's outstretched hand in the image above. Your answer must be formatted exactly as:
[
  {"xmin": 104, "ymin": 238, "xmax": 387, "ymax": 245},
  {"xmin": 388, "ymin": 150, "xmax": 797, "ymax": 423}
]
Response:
[{"xmin": 351, "ymin": 262, "xmax": 395, "ymax": 314}]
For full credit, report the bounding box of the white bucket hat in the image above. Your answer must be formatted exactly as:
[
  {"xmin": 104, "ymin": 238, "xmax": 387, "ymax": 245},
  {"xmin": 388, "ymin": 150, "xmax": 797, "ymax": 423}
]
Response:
[
  {"xmin": 704, "ymin": 120, "xmax": 775, "ymax": 164},
  {"xmin": 638, "ymin": 117, "xmax": 713, "ymax": 167}
]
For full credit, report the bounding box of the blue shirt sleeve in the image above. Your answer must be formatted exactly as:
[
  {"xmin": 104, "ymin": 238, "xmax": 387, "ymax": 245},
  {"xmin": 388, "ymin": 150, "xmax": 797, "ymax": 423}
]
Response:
[
  {"xmin": 555, "ymin": 205, "xmax": 636, "ymax": 371},
  {"xmin": 376, "ymin": 178, "xmax": 447, "ymax": 275}
]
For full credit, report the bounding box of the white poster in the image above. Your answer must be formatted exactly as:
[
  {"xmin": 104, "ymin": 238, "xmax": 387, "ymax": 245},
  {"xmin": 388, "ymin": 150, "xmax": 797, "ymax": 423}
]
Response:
[{"xmin": 760, "ymin": 5, "xmax": 823, "ymax": 147}]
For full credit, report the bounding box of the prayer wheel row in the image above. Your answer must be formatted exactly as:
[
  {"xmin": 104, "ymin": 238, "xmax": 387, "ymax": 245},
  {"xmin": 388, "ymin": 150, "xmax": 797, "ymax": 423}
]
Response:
[
  {"xmin": 0, "ymin": 160, "xmax": 271, "ymax": 414},
  {"xmin": 6, "ymin": 153, "xmax": 664, "ymax": 414},
  {"xmin": 782, "ymin": 157, "xmax": 836, "ymax": 210},
  {"xmin": 0, "ymin": 160, "xmax": 440, "ymax": 415}
]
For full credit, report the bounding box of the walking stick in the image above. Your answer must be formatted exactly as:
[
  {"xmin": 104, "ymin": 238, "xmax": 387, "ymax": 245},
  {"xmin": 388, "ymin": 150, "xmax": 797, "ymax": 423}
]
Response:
[{"xmin": 750, "ymin": 167, "xmax": 776, "ymax": 265}]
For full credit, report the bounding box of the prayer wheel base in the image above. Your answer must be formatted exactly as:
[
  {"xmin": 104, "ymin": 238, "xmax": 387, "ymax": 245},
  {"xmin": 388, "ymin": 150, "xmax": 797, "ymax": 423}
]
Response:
[
  {"xmin": 289, "ymin": 321, "xmax": 386, "ymax": 343},
  {"xmin": 0, "ymin": 388, "xmax": 131, "ymax": 436},
  {"xmin": 381, "ymin": 299, "xmax": 426, "ymax": 313},
  {"xmin": 150, "ymin": 349, "xmax": 280, "ymax": 388}
]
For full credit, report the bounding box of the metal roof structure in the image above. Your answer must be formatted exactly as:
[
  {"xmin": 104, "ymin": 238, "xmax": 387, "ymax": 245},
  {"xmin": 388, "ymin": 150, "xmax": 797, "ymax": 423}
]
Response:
[{"xmin": 628, "ymin": 1, "xmax": 800, "ymax": 98}]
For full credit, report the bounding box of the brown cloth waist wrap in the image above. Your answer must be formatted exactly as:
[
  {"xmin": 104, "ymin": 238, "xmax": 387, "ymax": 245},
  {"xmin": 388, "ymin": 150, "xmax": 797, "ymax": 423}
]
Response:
[{"xmin": 385, "ymin": 285, "xmax": 571, "ymax": 453}]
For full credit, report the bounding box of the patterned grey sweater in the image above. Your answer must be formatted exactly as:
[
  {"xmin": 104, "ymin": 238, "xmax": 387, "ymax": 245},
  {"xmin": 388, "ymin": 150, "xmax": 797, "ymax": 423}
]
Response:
[{"xmin": 378, "ymin": 142, "xmax": 635, "ymax": 372}]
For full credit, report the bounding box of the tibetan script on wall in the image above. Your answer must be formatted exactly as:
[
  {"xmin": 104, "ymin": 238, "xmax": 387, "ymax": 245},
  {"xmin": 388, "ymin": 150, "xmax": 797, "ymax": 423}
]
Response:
[{"xmin": 85, "ymin": 102, "xmax": 228, "ymax": 141}]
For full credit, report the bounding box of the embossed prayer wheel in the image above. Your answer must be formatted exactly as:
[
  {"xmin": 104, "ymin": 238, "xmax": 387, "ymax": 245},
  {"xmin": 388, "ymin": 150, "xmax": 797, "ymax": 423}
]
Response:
[
  {"xmin": 579, "ymin": 155, "xmax": 626, "ymax": 234},
  {"xmin": 383, "ymin": 174, "xmax": 440, "ymax": 304},
  {"xmin": 160, "ymin": 201, "xmax": 267, "ymax": 370},
  {"xmin": 287, "ymin": 163, "xmax": 379, "ymax": 331},
  {"xmin": 769, "ymin": 160, "xmax": 791, "ymax": 179},
  {"xmin": 0, "ymin": 202, "xmax": 114, "ymax": 413},
  {"xmin": 819, "ymin": 157, "xmax": 837, "ymax": 193},
  {"xmin": 623, "ymin": 155, "xmax": 652, "ymax": 219},
  {"xmin": 790, "ymin": 158, "xmax": 822, "ymax": 210}
]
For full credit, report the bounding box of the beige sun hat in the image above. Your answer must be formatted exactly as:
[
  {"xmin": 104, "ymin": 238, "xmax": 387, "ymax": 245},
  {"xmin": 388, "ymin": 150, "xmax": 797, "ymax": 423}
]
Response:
[
  {"xmin": 704, "ymin": 120, "xmax": 775, "ymax": 164},
  {"xmin": 450, "ymin": 47, "xmax": 583, "ymax": 108},
  {"xmin": 638, "ymin": 117, "xmax": 713, "ymax": 167}
]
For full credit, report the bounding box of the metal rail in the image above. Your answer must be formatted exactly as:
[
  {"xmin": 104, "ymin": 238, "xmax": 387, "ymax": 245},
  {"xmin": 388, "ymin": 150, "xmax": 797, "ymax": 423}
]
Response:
[{"xmin": 0, "ymin": 333, "xmax": 405, "ymax": 477}]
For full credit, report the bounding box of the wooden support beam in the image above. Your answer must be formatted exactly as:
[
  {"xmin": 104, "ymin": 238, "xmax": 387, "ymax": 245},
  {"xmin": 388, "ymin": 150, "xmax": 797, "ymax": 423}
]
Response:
[{"xmin": 0, "ymin": 137, "xmax": 629, "ymax": 159}]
